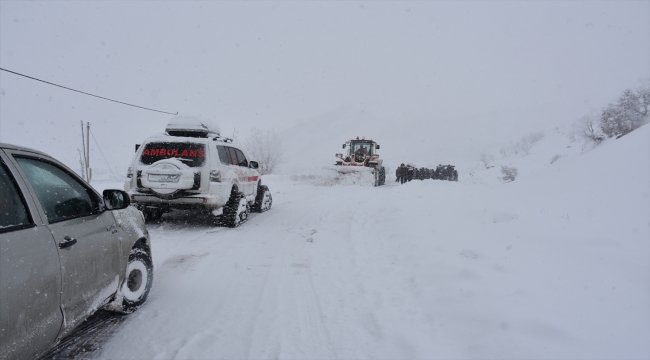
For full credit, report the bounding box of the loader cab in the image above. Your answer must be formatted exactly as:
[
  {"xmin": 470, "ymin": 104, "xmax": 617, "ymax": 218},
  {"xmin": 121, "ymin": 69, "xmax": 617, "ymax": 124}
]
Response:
[{"xmin": 346, "ymin": 139, "xmax": 379, "ymax": 157}]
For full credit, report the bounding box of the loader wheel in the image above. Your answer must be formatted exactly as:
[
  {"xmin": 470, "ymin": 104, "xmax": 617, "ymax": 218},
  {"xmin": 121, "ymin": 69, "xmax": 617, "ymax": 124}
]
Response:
[
  {"xmin": 373, "ymin": 168, "xmax": 380, "ymax": 187},
  {"xmin": 372, "ymin": 166, "xmax": 386, "ymax": 187}
]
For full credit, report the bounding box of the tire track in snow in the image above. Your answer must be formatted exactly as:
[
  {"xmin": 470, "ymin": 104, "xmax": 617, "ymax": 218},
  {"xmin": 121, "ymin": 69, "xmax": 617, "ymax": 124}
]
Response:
[
  {"xmin": 244, "ymin": 194, "xmax": 337, "ymax": 359},
  {"xmin": 283, "ymin": 187, "xmax": 390, "ymax": 358},
  {"xmin": 313, "ymin": 185, "xmax": 422, "ymax": 358},
  {"xmin": 97, "ymin": 205, "xmax": 311, "ymax": 359}
]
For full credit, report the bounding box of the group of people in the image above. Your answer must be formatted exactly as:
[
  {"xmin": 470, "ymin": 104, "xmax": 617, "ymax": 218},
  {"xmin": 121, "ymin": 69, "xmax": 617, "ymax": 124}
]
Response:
[{"xmin": 395, "ymin": 163, "xmax": 459, "ymax": 184}]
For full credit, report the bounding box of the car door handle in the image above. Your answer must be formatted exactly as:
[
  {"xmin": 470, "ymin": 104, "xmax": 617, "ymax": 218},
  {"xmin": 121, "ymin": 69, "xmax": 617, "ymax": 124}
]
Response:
[
  {"xmin": 59, "ymin": 235, "xmax": 78, "ymax": 249},
  {"xmin": 107, "ymin": 224, "xmax": 118, "ymax": 234}
]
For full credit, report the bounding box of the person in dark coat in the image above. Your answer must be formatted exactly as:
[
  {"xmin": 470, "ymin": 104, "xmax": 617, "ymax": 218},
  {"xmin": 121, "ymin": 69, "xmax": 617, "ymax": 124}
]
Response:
[{"xmin": 396, "ymin": 163, "xmax": 407, "ymax": 184}]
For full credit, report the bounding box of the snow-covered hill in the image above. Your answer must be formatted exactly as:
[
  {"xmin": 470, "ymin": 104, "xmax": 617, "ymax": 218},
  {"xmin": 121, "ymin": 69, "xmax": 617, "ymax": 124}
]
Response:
[
  {"xmin": 91, "ymin": 124, "xmax": 649, "ymax": 359},
  {"xmin": 275, "ymin": 103, "xmax": 574, "ymax": 177}
]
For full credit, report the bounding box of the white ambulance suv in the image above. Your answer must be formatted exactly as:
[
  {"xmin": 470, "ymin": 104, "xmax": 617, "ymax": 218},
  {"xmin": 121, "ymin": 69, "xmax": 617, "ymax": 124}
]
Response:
[{"xmin": 125, "ymin": 116, "xmax": 272, "ymax": 227}]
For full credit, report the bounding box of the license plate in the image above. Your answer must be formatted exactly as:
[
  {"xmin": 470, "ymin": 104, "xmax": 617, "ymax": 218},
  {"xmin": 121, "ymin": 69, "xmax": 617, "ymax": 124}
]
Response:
[{"xmin": 148, "ymin": 174, "xmax": 180, "ymax": 182}]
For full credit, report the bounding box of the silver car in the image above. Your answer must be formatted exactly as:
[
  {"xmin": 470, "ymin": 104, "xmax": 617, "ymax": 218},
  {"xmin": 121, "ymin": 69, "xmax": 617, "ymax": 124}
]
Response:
[{"xmin": 0, "ymin": 143, "xmax": 153, "ymax": 360}]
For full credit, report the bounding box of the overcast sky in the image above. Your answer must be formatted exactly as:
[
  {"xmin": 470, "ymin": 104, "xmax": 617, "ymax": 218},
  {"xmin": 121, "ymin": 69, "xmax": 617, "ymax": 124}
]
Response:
[{"xmin": 1, "ymin": 1, "xmax": 648, "ymax": 175}]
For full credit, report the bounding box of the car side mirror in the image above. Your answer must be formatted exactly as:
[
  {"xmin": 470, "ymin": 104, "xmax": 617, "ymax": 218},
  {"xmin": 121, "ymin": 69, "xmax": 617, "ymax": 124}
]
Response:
[
  {"xmin": 342, "ymin": 144, "xmax": 346, "ymax": 149},
  {"xmin": 376, "ymin": 145, "xmax": 380, "ymax": 149},
  {"xmin": 103, "ymin": 189, "xmax": 130, "ymax": 210},
  {"xmin": 249, "ymin": 161, "xmax": 259, "ymax": 169}
]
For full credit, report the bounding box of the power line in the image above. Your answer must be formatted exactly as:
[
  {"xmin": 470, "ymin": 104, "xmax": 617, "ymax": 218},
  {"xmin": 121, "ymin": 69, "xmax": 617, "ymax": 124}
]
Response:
[{"xmin": 0, "ymin": 67, "xmax": 178, "ymax": 115}]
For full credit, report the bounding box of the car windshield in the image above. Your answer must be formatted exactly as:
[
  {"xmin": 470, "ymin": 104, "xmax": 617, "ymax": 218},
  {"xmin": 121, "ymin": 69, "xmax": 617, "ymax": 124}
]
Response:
[{"xmin": 140, "ymin": 142, "xmax": 206, "ymax": 167}]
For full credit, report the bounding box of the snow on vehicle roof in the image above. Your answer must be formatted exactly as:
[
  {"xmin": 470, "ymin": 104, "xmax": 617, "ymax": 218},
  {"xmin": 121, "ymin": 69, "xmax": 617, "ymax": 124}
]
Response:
[
  {"xmin": 142, "ymin": 134, "xmax": 210, "ymax": 144},
  {"xmin": 141, "ymin": 132, "xmax": 233, "ymax": 146},
  {"xmin": 165, "ymin": 116, "xmax": 220, "ymax": 137}
]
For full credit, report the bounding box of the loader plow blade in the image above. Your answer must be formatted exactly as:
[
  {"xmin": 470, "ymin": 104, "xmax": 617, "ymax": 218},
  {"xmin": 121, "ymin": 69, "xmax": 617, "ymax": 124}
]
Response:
[
  {"xmin": 320, "ymin": 166, "xmax": 377, "ymax": 186},
  {"xmin": 322, "ymin": 166, "xmax": 385, "ymax": 187}
]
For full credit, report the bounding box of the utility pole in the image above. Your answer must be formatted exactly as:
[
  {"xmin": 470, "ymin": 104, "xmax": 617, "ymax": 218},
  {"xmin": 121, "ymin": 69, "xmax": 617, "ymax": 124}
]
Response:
[
  {"xmin": 80, "ymin": 121, "xmax": 92, "ymax": 182},
  {"xmin": 80, "ymin": 121, "xmax": 87, "ymax": 180},
  {"xmin": 86, "ymin": 122, "xmax": 91, "ymax": 182}
]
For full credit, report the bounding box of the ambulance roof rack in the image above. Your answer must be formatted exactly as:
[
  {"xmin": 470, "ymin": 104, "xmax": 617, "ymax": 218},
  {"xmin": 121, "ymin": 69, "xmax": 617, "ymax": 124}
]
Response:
[{"xmin": 165, "ymin": 116, "xmax": 220, "ymax": 138}]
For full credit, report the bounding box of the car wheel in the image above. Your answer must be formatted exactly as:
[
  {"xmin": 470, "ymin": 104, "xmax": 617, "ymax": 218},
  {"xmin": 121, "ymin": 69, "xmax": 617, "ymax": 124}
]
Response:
[
  {"xmin": 143, "ymin": 207, "xmax": 164, "ymax": 223},
  {"xmin": 121, "ymin": 248, "xmax": 153, "ymax": 313}
]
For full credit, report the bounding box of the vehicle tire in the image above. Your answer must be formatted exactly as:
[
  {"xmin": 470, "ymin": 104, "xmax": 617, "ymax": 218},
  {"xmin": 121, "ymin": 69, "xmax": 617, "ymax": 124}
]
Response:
[
  {"xmin": 121, "ymin": 248, "xmax": 153, "ymax": 313},
  {"xmin": 253, "ymin": 185, "xmax": 272, "ymax": 212},
  {"xmin": 220, "ymin": 190, "xmax": 249, "ymax": 227},
  {"xmin": 142, "ymin": 207, "xmax": 164, "ymax": 223},
  {"xmin": 379, "ymin": 167, "xmax": 386, "ymax": 186}
]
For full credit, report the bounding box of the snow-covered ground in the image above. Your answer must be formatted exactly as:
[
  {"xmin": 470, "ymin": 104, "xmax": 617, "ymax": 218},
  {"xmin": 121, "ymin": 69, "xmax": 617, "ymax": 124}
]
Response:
[{"xmin": 90, "ymin": 125, "xmax": 649, "ymax": 359}]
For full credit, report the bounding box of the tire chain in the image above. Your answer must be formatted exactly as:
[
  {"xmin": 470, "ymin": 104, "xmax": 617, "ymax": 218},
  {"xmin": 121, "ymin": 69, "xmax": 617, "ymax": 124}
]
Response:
[
  {"xmin": 218, "ymin": 192, "xmax": 248, "ymax": 227},
  {"xmin": 252, "ymin": 185, "xmax": 272, "ymax": 213}
]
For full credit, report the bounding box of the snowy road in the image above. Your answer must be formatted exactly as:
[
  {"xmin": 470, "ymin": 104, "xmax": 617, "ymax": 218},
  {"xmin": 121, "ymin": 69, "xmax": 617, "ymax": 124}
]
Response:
[
  {"xmin": 61, "ymin": 128, "xmax": 648, "ymax": 360},
  {"xmin": 84, "ymin": 131, "xmax": 649, "ymax": 360},
  {"xmin": 99, "ymin": 180, "xmax": 414, "ymax": 359}
]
